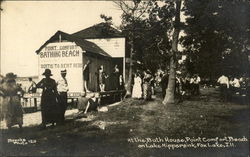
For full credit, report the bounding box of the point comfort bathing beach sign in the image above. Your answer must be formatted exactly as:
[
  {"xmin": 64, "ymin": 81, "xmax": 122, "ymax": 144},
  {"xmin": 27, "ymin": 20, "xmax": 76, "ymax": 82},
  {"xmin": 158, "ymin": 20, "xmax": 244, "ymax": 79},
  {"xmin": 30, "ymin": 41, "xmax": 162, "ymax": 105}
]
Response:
[{"xmin": 38, "ymin": 42, "xmax": 84, "ymax": 93}]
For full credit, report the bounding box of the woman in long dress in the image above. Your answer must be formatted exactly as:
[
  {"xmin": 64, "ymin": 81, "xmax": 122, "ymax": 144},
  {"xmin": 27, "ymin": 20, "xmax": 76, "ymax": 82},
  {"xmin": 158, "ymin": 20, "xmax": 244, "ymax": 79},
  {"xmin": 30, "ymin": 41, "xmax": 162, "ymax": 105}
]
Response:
[
  {"xmin": 36, "ymin": 69, "xmax": 59, "ymax": 129},
  {"xmin": 143, "ymin": 70, "xmax": 153, "ymax": 100},
  {"xmin": 132, "ymin": 73, "xmax": 142, "ymax": 99},
  {"xmin": 0, "ymin": 73, "xmax": 23, "ymax": 129},
  {"xmin": 113, "ymin": 65, "xmax": 120, "ymax": 90}
]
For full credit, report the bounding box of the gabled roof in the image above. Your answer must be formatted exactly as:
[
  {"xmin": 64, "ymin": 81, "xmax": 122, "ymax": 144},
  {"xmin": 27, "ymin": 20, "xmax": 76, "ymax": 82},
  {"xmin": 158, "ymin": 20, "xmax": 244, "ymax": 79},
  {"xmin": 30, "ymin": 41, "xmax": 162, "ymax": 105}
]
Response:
[
  {"xmin": 71, "ymin": 22, "xmax": 124, "ymax": 39},
  {"xmin": 36, "ymin": 31, "xmax": 111, "ymax": 57}
]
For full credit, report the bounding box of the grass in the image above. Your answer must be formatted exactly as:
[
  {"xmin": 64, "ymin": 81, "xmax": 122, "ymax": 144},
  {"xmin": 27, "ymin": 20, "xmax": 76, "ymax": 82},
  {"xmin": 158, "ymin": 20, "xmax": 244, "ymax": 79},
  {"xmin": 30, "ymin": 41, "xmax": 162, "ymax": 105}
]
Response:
[{"xmin": 0, "ymin": 88, "xmax": 249, "ymax": 157}]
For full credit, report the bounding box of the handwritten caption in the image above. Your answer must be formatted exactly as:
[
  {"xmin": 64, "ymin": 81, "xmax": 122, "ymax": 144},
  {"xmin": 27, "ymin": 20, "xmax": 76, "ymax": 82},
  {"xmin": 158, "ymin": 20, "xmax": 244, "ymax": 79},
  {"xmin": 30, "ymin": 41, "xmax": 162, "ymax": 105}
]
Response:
[
  {"xmin": 127, "ymin": 136, "xmax": 248, "ymax": 150},
  {"xmin": 8, "ymin": 138, "xmax": 37, "ymax": 145}
]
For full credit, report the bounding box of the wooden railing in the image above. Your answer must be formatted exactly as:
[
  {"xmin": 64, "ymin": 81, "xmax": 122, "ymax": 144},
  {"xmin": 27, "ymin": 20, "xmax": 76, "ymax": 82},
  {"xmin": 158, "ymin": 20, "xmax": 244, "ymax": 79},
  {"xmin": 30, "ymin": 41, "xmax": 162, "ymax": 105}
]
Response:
[{"xmin": 21, "ymin": 90, "xmax": 126, "ymax": 112}]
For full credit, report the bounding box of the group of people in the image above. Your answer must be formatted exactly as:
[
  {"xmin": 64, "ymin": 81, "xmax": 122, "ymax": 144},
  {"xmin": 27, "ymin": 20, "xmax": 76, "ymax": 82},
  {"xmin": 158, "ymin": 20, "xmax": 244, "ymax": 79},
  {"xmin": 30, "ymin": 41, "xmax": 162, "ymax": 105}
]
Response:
[
  {"xmin": 160, "ymin": 72, "xmax": 201, "ymax": 99},
  {"xmin": 132, "ymin": 70, "xmax": 154, "ymax": 100},
  {"xmin": 0, "ymin": 69, "xmax": 69, "ymax": 130},
  {"xmin": 35, "ymin": 69, "xmax": 69, "ymax": 129},
  {"xmin": 217, "ymin": 74, "xmax": 249, "ymax": 103},
  {"xmin": 131, "ymin": 69, "xmax": 202, "ymax": 101},
  {"xmin": 83, "ymin": 60, "xmax": 124, "ymax": 92},
  {"xmin": 0, "ymin": 61, "xmax": 125, "ymax": 130},
  {"xmin": 96, "ymin": 64, "xmax": 124, "ymax": 92}
]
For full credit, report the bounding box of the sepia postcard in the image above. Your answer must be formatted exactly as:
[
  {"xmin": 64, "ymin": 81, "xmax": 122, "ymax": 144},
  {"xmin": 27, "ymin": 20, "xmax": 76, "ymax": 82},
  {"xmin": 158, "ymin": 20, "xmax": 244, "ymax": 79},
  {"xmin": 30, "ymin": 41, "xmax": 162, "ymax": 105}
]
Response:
[{"xmin": 0, "ymin": 0, "xmax": 249, "ymax": 157}]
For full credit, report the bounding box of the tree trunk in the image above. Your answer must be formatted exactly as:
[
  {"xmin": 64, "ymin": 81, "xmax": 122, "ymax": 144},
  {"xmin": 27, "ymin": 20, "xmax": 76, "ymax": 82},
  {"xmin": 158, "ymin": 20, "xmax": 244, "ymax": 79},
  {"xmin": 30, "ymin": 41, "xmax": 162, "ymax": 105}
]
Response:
[
  {"xmin": 163, "ymin": 0, "xmax": 182, "ymax": 105},
  {"xmin": 125, "ymin": 39, "xmax": 134, "ymax": 97}
]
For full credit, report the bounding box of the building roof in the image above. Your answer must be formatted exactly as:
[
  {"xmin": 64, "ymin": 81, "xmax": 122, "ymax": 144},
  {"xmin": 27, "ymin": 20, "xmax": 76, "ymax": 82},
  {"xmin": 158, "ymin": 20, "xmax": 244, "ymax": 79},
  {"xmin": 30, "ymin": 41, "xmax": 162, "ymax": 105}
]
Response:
[
  {"xmin": 71, "ymin": 22, "xmax": 124, "ymax": 39},
  {"xmin": 36, "ymin": 31, "xmax": 111, "ymax": 57}
]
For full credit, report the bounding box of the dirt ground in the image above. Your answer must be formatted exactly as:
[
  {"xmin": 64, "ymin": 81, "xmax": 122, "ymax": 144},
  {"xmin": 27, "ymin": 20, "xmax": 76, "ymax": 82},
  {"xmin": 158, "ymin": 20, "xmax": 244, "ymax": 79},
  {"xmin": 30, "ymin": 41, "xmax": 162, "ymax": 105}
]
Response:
[{"xmin": 0, "ymin": 87, "xmax": 249, "ymax": 157}]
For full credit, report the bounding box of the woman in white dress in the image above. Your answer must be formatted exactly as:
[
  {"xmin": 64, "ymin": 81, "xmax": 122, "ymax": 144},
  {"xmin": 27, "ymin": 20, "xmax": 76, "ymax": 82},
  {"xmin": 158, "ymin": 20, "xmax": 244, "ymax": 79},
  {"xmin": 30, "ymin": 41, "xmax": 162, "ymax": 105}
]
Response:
[{"xmin": 132, "ymin": 73, "xmax": 142, "ymax": 99}]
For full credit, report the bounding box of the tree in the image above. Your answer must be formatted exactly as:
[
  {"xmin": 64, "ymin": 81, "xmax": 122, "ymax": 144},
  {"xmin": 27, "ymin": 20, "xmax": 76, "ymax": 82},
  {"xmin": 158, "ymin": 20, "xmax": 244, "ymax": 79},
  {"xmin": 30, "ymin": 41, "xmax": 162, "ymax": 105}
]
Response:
[
  {"xmin": 162, "ymin": 0, "xmax": 182, "ymax": 104},
  {"xmin": 181, "ymin": 0, "xmax": 250, "ymax": 79},
  {"xmin": 133, "ymin": 1, "xmax": 173, "ymax": 73},
  {"xmin": 115, "ymin": 0, "xmax": 184, "ymax": 103},
  {"xmin": 130, "ymin": 0, "xmax": 183, "ymax": 104},
  {"xmin": 114, "ymin": 0, "xmax": 151, "ymax": 97}
]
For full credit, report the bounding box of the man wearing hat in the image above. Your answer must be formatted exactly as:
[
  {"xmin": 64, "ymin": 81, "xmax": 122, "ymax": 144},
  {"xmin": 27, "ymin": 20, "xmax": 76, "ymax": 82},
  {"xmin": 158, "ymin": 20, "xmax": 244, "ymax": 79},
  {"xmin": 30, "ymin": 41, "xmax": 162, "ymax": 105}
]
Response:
[
  {"xmin": 76, "ymin": 92, "xmax": 100, "ymax": 118},
  {"xmin": 57, "ymin": 69, "xmax": 69, "ymax": 124}
]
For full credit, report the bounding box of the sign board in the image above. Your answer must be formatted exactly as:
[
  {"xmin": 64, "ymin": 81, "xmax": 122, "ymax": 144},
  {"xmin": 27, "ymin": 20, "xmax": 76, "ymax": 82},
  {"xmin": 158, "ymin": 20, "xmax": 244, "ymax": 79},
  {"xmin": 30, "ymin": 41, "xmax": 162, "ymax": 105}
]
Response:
[
  {"xmin": 38, "ymin": 42, "xmax": 84, "ymax": 93},
  {"xmin": 86, "ymin": 38, "xmax": 125, "ymax": 58}
]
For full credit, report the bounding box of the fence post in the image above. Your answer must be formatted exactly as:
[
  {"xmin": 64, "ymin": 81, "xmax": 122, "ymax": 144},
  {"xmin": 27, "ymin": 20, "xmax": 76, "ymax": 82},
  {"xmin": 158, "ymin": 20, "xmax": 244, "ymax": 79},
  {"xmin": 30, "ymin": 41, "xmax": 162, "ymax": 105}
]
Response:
[{"xmin": 34, "ymin": 98, "xmax": 37, "ymax": 111}]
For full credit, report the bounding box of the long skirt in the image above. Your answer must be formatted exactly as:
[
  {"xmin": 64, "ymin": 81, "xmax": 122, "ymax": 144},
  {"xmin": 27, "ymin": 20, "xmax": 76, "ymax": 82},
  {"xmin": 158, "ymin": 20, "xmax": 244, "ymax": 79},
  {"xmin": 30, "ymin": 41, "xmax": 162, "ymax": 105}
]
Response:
[
  {"xmin": 4, "ymin": 96, "xmax": 23, "ymax": 127},
  {"xmin": 143, "ymin": 83, "xmax": 152, "ymax": 100},
  {"xmin": 132, "ymin": 83, "xmax": 142, "ymax": 99},
  {"xmin": 40, "ymin": 92, "xmax": 59, "ymax": 124}
]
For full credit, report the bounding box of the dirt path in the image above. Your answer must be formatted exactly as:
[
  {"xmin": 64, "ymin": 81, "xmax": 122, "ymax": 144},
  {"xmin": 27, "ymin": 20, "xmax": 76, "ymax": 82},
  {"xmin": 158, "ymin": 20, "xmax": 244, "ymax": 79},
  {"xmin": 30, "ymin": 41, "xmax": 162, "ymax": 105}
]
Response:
[{"xmin": 0, "ymin": 109, "xmax": 79, "ymax": 129}]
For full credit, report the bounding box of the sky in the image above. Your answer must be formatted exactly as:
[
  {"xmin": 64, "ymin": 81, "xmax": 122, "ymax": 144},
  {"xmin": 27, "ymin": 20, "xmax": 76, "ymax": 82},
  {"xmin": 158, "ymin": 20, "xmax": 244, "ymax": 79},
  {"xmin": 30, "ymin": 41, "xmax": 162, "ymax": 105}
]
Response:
[{"xmin": 0, "ymin": 1, "xmax": 123, "ymax": 77}]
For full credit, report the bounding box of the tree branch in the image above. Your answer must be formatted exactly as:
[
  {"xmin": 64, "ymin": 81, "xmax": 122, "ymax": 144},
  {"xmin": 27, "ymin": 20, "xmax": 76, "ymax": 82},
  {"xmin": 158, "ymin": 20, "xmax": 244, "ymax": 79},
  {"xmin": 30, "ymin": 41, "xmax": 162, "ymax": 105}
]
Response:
[
  {"xmin": 113, "ymin": 1, "xmax": 130, "ymax": 16},
  {"xmin": 134, "ymin": 1, "xmax": 151, "ymax": 20}
]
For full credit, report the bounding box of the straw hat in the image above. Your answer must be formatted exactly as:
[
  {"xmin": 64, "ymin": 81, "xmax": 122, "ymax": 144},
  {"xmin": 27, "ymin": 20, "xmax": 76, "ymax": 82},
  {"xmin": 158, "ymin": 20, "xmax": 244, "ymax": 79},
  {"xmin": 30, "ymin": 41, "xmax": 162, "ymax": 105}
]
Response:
[{"xmin": 61, "ymin": 69, "xmax": 67, "ymax": 74}]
